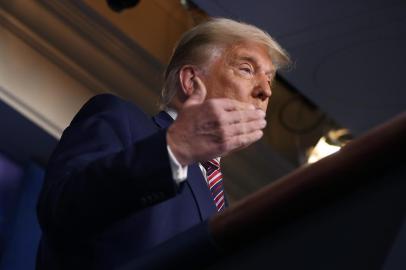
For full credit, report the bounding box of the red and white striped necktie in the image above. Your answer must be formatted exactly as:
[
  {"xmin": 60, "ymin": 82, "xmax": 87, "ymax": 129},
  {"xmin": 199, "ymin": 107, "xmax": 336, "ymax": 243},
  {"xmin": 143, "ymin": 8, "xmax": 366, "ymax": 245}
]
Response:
[{"xmin": 201, "ymin": 159, "xmax": 225, "ymax": 212}]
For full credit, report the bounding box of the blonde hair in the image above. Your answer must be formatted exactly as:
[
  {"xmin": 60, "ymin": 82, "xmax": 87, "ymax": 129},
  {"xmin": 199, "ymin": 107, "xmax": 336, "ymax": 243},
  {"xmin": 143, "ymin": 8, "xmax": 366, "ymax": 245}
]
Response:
[{"xmin": 160, "ymin": 18, "xmax": 290, "ymax": 109}]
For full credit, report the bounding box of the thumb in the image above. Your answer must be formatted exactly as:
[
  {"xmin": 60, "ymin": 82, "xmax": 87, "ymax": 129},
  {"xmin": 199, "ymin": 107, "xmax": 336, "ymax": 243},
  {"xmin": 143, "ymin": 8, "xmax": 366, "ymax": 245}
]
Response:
[{"xmin": 184, "ymin": 76, "xmax": 207, "ymax": 107}]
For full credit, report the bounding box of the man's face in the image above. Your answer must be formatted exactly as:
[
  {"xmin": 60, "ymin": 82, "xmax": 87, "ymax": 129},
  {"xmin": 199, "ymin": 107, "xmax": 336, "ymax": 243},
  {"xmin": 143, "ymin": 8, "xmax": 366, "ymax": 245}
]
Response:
[{"xmin": 202, "ymin": 41, "xmax": 275, "ymax": 112}]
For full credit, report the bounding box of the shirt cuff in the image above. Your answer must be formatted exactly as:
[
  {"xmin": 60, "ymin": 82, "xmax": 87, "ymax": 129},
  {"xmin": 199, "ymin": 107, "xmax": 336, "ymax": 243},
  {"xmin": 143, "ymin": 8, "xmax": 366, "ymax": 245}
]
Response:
[{"xmin": 167, "ymin": 145, "xmax": 188, "ymax": 184}]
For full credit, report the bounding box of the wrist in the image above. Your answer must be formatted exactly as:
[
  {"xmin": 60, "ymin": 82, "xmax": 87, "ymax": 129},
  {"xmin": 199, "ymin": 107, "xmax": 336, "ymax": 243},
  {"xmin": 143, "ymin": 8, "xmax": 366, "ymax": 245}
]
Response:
[{"xmin": 166, "ymin": 127, "xmax": 192, "ymax": 166}]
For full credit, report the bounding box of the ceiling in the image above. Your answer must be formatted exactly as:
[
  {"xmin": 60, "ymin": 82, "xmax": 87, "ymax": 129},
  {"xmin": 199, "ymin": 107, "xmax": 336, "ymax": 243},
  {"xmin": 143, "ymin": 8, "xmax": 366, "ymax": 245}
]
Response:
[{"xmin": 192, "ymin": 0, "xmax": 406, "ymax": 135}]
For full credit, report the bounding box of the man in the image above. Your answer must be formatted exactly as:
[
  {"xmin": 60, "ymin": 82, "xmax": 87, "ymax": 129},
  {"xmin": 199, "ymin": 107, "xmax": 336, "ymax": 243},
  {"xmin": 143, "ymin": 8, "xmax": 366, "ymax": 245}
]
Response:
[{"xmin": 36, "ymin": 18, "xmax": 290, "ymax": 269}]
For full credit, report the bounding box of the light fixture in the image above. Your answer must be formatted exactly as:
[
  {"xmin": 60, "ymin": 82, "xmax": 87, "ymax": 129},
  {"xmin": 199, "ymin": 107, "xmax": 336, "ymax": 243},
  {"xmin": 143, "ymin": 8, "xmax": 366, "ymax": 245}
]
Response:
[
  {"xmin": 307, "ymin": 128, "xmax": 352, "ymax": 164},
  {"xmin": 107, "ymin": 0, "xmax": 140, "ymax": 12}
]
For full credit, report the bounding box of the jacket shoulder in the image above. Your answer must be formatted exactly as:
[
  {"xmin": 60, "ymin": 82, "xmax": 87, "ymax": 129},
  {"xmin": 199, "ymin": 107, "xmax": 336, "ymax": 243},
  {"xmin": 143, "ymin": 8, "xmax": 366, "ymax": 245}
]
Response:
[{"xmin": 71, "ymin": 94, "xmax": 146, "ymax": 125}]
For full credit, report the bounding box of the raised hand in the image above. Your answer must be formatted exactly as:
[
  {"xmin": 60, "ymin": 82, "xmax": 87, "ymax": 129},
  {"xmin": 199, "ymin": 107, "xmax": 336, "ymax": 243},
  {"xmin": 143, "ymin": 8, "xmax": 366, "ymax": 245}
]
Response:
[{"xmin": 167, "ymin": 76, "xmax": 267, "ymax": 166}]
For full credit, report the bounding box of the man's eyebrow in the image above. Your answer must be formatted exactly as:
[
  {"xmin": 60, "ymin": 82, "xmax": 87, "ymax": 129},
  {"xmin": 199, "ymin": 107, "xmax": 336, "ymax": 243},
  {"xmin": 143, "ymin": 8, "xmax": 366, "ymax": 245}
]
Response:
[{"xmin": 237, "ymin": 55, "xmax": 257, "ymax": 64}]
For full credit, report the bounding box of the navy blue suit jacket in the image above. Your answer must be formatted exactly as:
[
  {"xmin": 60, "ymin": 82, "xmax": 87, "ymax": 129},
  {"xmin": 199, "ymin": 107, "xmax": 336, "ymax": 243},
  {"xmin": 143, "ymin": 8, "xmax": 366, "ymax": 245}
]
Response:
[{"xmin": 36, "ymin": 94, "xmax": 219, "ymax": 269}]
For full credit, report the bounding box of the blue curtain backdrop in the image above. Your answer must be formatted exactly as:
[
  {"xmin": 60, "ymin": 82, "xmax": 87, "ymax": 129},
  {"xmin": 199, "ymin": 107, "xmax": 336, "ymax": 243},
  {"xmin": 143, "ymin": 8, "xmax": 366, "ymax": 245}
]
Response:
[
  {"xmin": 0, "ymin": 162, "xmax": 44, "ymax": 270},
  {"xmin": 0, "ymin": 153, "xmax": 24, "ymax": 256}
]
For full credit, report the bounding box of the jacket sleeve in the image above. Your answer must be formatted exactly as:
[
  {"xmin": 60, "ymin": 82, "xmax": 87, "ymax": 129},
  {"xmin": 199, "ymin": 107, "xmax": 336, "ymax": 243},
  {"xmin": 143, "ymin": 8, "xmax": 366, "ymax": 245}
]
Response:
[{"xmin": 37, "ymin": 95, "xmax": 177, "ymax": 239}]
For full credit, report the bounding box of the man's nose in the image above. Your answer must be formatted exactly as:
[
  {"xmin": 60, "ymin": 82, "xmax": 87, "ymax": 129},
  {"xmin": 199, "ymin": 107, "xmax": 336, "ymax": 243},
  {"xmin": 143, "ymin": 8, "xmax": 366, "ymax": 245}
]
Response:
[{"xmin": 253, "ymin": 75, "xmax": 272, "ymax": 101}]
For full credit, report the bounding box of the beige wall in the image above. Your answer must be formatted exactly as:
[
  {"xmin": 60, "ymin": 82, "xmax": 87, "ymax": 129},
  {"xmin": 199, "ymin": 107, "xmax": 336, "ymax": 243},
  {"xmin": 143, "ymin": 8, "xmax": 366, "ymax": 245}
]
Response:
[
  {"xmin": 0, "ymin": 11, "xmax": 94, "ymax": 138},
  {"xmin": 0, "ymin": 0, "xmax": 183, "ymax": 138}
]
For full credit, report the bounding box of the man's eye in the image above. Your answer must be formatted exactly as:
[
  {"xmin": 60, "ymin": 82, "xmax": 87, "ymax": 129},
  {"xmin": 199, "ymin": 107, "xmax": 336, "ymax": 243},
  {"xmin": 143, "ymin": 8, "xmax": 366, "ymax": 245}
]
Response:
[{"xmin": 239, "ymin": 65, "xmax": 253, "ymax": 74}]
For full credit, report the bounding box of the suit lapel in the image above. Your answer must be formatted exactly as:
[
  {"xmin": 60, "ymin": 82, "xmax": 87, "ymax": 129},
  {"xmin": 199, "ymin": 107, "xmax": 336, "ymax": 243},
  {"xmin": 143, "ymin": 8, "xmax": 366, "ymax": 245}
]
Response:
[
  {"xmin": 188, "ymin": 164, "xmax": 217, "ymax": 219},
  {"xmin": 152, "ymin": 111, "xmax": 217, "ymax": 220}
]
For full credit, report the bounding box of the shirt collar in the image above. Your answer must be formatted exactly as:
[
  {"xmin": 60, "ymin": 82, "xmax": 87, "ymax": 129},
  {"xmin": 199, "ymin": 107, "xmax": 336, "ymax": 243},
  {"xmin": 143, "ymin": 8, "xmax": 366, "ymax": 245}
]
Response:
[{"xmin": 165, "ymin": 107, "xmax": 178, "ymax": 120}]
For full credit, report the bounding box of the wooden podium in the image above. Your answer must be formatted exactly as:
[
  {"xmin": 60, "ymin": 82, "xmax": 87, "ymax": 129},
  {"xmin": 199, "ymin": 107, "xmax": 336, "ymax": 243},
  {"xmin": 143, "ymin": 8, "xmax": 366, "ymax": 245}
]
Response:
[{"xmin": 119, "ymin": 112, "xmax": 406, "ymax": 270}]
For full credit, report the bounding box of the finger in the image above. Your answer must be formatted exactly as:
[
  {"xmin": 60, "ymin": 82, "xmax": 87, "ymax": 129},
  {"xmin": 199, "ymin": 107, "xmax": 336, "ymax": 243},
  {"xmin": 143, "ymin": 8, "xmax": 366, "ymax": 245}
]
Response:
[
  {"xmin": 222, "ymin": 130, "xmax": 264, "ymax": 155},
  {"xmin": 226, "ymin": 119, "xmax": 267, "ymax": 136},
  {"xmin": 212, "ymin": 98, "xmax": 256, "ymax": 112},
  {"xmin": 223, "ymin": 109, "xmax": 266, "ymax": 125}
]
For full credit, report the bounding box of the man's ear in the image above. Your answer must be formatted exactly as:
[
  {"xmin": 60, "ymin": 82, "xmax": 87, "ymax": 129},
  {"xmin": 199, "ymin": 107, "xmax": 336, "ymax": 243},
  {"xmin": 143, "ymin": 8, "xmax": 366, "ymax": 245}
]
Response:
[{"xmin": 179, "ymin": 65, "xmax": 198, "ymax": 98}]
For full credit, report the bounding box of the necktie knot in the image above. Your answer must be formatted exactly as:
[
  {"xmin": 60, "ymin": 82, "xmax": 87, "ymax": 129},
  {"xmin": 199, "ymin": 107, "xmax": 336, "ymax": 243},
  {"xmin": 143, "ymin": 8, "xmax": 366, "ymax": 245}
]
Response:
[{"xmin": 201, "ymin": 159, "xmax": 220, "ymax": 174}]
